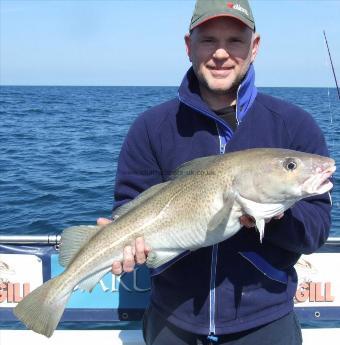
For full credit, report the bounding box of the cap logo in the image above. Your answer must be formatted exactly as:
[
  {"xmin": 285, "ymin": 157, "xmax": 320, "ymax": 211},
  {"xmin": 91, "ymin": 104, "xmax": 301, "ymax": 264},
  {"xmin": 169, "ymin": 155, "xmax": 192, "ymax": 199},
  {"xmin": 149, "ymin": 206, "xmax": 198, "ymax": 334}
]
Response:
[{"xmin": 226, "ymin": 2, "xmax": 249, "ymax": 17}]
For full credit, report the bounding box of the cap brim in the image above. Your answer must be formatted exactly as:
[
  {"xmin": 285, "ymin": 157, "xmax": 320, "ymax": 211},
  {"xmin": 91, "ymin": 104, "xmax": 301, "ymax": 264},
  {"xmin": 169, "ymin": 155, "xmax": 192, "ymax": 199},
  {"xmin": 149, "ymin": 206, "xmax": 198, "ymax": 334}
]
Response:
[{"xmin": 190, "ymin": 14, "xmax": 254, "ymax": 31}]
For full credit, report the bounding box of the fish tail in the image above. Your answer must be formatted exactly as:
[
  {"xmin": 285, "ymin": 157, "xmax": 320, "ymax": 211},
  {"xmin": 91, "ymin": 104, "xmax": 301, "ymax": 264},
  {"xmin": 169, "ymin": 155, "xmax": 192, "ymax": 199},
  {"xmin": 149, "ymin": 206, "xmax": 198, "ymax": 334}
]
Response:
[{"xmin": 13, "ymin": 276, "xmax": 71, "ymax": 337}]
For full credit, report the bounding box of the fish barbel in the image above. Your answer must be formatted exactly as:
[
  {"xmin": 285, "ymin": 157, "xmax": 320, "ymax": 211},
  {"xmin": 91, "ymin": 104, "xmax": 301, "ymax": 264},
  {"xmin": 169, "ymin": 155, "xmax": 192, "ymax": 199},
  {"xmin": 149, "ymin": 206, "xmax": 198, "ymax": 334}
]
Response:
[{"xmin": 14, "ymin": 148, "xmax": 335, "ymax": 337}]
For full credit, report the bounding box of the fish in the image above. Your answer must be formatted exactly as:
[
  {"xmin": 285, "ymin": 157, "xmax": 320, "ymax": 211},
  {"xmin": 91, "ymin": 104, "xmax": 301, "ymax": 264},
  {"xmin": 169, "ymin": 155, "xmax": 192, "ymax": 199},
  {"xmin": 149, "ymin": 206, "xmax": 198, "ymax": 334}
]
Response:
[
  {"xmin": 0, "ymin": 260, "xmax": 15, "ymax": 284},
  {"xmin": 13, "ymin": 148, "xmax": 336, "ymax": 337},
  {"xmin": 294, "ymin": 257, "xmax": 318, "ymax": 303}
]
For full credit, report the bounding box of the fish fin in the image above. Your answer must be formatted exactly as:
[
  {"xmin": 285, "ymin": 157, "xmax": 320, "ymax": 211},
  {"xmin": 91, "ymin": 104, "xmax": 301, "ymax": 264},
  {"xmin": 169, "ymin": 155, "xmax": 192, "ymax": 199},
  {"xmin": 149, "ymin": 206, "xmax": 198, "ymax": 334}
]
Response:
[
  {"xmin": 146, "ymin": 250, "xmax": 184, "ymax": 269},
  {"xmin": 14, "ymin": 276, "xmax": 71, "ymax": 338},
  {"xmin": 77, "ymin": 267, "xmax": 111, "ymax": 292},
  {"xmin": 59, "ymin": 225, "xmax": 102, "ymax": 267},
  {"xmin": 255, "ymin": 218, "xmax": 265, "ymax": 242},
  {"xmin": 170, "ymin": 156, "xmax": 218, "ymax": 180},
  {"xmin": 113, "ymin": 181, "xmax": 171, "ymax": 220},
  {"xmin": 207, "ymin": 190, "xmax": 236, "ymax": 231}
]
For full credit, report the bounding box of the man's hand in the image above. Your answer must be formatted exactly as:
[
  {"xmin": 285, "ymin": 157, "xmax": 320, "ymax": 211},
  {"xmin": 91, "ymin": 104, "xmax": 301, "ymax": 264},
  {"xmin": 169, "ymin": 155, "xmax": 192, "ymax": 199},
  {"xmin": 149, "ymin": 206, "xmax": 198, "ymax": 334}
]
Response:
[
  {"xmin": 97, "ymin": 217, "xmax": 113, "ymax": 226},
  {"xmin": 96, "ymin": 218, "xmax": 150, "ymax": 275},
  {"xmin": 239, "ymin": 213, "xmax": 284, "ymax": 228}
]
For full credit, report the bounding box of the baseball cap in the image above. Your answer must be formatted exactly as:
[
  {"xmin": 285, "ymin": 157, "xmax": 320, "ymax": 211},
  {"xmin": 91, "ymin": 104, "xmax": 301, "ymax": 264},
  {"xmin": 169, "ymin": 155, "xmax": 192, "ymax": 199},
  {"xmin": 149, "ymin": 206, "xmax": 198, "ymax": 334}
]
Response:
[{"xmin": 189, "ymin": 0, "xmax": 255, "ymax": 32}]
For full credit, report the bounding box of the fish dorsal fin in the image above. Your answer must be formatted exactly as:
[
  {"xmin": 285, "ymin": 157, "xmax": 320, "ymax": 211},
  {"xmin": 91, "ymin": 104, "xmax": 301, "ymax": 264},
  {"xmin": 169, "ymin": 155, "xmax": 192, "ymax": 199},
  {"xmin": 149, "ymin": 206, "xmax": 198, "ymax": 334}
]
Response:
[
  {"xmin": 170, "ymin": 156, "xmax": 218, "ymax": 180},
  {"xmin": 113, "ymin": 181, "xmax": 171, "ymax": 220},
  {"xmin": 59, "ymin": 225, "xmax": 102, "ymax": 267}
]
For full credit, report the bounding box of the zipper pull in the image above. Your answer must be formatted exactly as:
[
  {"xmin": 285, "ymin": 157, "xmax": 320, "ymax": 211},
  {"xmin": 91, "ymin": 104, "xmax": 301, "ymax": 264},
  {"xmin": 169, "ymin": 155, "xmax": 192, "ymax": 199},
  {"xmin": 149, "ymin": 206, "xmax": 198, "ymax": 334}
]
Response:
[
  {"xmin": 207, "ymin": 333, "xmax": 219, "ymax": 343},
  {"xmin": 220, "ymin": 143, "xmax": 226, "ymax": 155}
]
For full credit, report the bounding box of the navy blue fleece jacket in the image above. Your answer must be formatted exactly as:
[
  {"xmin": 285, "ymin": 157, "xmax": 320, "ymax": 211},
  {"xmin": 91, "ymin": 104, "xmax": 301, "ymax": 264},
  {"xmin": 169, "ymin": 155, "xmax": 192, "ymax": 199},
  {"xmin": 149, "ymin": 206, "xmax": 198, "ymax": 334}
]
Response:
[{"xmin": 112, "ymin": 65, "xmax": 332, "ymax": 335}]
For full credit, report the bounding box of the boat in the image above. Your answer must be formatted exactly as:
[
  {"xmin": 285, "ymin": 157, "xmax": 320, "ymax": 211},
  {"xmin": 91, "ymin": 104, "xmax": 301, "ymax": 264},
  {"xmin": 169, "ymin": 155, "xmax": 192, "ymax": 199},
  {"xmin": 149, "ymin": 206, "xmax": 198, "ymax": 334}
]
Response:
[{"xmin": 1, "ymin": 235, "xmax": 340, "ymax": 344}]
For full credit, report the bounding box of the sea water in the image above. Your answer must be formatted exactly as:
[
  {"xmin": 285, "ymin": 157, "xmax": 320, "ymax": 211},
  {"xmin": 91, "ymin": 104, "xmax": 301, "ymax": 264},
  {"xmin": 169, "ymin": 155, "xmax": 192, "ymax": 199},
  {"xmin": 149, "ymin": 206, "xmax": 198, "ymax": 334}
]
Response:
[{"xmin": 1, "ymin": 86, "xmax": 339, "ymax": 235}]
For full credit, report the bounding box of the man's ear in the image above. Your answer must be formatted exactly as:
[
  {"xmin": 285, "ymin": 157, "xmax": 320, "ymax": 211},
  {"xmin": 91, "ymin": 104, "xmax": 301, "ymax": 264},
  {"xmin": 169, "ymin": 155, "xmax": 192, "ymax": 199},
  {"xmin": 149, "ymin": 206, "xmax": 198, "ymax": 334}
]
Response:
[
  {"xmin": 250, "ymin": 33, "xmax": 261, "ymax": 63},
  {"xmin": 184, "ymin": 33, "xmax": 192, "ymax": 62}
]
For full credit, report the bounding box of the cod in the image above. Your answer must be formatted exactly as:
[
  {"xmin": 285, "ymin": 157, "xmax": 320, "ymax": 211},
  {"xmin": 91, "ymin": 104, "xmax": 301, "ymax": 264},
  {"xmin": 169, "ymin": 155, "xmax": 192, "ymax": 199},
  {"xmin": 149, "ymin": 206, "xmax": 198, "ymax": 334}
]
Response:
[{"xmin": 14, "ymin": 148, "xmax": 335, "ymax": 337}]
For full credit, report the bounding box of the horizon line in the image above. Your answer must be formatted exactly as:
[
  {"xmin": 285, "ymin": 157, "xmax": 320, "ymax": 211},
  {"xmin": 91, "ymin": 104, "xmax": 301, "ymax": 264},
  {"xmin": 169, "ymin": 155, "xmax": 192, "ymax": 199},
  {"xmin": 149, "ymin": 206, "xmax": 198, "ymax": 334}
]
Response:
[{"xmin": 1, "ymin": 84, "xmax": 338, "ymax": 89}]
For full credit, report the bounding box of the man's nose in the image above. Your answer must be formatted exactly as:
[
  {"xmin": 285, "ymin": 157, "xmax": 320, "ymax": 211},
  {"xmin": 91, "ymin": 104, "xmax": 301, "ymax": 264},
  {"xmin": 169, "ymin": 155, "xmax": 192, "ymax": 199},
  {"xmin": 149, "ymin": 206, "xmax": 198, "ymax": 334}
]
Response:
[{"xmin": 212, "ymin": 47, "xmax": 230, "ymax": 60}]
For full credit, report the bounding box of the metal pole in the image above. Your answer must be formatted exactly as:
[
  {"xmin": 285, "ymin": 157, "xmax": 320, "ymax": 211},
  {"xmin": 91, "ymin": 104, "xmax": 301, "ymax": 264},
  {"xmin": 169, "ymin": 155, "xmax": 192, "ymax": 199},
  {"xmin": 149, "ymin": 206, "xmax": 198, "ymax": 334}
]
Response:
[
  {"xmin": 0, "ymin": 234, "xmax": 339, "ymax": 246},
  {"xmin": 323, "ymin": 30, "xmax": 340, "ymax": 100},
  {"xmin": 0, "ymin": 234, "xmax": 61, "ymax": 245},
  {"xmin": 325, "ymin": 237, "xmax": 340, "ymax": 245}
]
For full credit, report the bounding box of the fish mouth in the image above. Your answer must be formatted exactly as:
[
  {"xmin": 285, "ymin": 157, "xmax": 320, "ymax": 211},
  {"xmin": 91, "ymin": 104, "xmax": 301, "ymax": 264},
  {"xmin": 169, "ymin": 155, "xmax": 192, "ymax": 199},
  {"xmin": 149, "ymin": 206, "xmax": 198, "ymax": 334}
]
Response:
[{"xmin": 302, "ymin": 165, "xmax": 336, "ymax": 195}]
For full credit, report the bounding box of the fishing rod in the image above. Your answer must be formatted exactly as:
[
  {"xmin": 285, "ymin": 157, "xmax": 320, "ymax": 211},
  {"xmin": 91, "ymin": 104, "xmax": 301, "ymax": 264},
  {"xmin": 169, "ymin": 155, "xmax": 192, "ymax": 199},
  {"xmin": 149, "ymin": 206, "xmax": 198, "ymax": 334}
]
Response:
[{"xmin": 323, "ymin": 30, "xmax": 340, "ymax": 100}]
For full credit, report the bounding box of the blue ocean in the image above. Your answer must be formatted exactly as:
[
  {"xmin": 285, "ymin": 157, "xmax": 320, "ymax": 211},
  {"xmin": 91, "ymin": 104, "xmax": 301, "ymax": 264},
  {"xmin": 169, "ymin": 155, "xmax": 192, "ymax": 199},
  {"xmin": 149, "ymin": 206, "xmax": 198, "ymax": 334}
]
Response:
[{"xmin": 1, "ymin": 86, "xmax": 339, "ymax": 236}]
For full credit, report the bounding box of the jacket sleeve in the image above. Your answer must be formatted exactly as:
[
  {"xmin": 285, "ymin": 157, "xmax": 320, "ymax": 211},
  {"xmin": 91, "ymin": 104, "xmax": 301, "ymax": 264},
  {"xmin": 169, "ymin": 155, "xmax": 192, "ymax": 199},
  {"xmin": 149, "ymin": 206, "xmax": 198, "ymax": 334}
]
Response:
[
  {"xmin": 264, "ymin": 111, "xmax": 333, "ymax": 254},
  {"xmin": 112, "ymin": 114, "xmax": 163, "ymax": 213}
]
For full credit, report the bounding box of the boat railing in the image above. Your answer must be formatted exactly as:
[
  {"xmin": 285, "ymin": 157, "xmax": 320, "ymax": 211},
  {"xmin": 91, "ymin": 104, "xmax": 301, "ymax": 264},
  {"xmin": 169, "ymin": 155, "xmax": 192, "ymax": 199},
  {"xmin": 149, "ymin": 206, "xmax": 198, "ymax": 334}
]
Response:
[
  {"xmin": 0, "ymin": 234, "xmax": 61, "ymax": 245},
  {"xmin": 0, "ymin": 235, "xmax": 340, "ymax": 245}
]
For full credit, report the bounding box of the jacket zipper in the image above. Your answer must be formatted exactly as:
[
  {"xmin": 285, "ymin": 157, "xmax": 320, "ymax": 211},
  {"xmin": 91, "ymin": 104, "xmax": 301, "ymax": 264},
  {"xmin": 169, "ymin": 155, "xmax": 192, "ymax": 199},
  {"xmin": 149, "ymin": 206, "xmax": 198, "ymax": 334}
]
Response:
[
  {"xmin": 209, "ymin": 243, "xmax": 219, "ymax": 339},
  {"xmin": 235, "ymin": 84, "xmax": 241, "ymax": 126},
  {"xmin": 179, "ymin": 89, "xmax": 241, "ymax": 340},
  {"xmin": 207, "ymin": 124, "xmax": 227, "ymax": 340},
  {"xmin": 177, "ymin": 95, "xmax": 234, "ymax": 136}
]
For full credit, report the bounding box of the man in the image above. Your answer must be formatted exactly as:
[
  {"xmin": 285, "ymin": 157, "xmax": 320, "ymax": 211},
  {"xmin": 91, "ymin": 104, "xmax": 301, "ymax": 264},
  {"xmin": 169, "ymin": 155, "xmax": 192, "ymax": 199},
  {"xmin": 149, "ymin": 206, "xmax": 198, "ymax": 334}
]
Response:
[{"xmin": 98, "ymin": 1, "xmax": 331, "ymax": 344}]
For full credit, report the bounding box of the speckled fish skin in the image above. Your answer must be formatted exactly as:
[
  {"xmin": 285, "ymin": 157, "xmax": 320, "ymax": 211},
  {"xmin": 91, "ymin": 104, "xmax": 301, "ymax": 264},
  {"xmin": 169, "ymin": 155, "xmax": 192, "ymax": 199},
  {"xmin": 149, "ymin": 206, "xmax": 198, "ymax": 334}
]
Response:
[{"xmin": 14, "ymin": 148, "xmax": 335, "ymax": 337}]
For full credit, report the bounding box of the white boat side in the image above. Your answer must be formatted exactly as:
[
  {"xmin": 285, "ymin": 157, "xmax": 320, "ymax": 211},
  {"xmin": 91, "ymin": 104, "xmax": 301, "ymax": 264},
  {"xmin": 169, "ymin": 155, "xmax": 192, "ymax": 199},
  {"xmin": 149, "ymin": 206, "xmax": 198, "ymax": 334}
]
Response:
[
  {"xmin": 1, "ymin": 236, "xmax": 340, "ymax": 344},
  {"xmin": 1, "ymin": 329, "xmax": 340, "ymax": 345}
]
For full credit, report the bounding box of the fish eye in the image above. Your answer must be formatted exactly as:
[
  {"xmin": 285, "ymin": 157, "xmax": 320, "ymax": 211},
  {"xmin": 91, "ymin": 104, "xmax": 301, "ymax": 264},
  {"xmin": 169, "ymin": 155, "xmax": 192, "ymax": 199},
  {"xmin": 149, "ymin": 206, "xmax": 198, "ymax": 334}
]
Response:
[{"xmin": 284, "ymin": 158, "xmax": 298, "ymax": 171}]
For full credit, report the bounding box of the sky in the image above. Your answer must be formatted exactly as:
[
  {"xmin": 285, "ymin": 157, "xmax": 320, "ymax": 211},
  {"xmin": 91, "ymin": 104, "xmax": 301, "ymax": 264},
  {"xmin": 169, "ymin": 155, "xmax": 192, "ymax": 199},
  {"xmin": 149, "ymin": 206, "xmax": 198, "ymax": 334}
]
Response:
[{"xmin": 0, "ymin": 0, "xmax": 339, "ymax": 87}]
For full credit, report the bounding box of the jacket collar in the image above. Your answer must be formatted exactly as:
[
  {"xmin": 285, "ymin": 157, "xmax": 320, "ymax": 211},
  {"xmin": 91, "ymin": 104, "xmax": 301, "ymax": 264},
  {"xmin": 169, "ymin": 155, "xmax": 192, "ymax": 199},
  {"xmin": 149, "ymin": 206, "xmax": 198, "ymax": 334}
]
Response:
[{"xmin": 178, "ymin": 64, "xmax": 257, "ymax": 124}]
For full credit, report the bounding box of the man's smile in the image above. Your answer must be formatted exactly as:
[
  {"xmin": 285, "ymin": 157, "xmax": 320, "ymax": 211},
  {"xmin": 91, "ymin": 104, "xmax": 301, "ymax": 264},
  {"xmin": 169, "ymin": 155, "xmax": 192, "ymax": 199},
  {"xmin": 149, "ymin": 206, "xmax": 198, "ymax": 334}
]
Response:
[{"xmin": 207, "ymin": 66, "xmax": 233, "ymax": 78}]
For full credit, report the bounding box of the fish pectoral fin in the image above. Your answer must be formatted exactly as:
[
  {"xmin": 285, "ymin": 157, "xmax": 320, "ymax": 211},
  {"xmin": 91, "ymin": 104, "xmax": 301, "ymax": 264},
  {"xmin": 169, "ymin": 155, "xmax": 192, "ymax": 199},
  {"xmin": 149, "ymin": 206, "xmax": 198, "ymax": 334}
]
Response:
[
  {"xmin": 77, "ymin": 267, "xmax": 112, "ymax": 292},
  {"xmin": 113, "ymin": 181, "xmax": 171, "ymax": 220},
  {"xmin": 207, "ymin": 190, "xmax": 236, "ymax": 231},
  {"xmin": 146, "ymin": 249, "xmax": 184, "ymax": 269},
  {"xmin": 255, "ymin": 218, "xmax": 265, "ymax": 243},
  {"xmin": 59, "ymin": 225, "xmax": 102, "ymax": 267}
]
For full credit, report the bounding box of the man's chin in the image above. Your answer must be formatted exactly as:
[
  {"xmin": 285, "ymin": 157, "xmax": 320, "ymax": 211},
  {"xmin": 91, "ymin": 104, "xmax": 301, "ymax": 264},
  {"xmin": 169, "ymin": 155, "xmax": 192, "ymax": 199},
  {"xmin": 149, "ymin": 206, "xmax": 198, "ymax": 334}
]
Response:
[
  {"xmin": 206, "ymin": 83, "xmax": 235, "ymax": 95},
  {"xmin": 197, "ymin": 73, "xmax": 238, "ymax": 96}
]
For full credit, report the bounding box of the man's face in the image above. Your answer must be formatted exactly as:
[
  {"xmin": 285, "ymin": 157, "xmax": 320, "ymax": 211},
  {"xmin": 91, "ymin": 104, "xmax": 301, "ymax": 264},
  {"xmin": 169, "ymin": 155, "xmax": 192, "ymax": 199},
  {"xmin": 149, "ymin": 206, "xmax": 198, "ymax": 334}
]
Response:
[{"xmin": 185, "ymin": 17, "xmax": 260, "ymax": 98}]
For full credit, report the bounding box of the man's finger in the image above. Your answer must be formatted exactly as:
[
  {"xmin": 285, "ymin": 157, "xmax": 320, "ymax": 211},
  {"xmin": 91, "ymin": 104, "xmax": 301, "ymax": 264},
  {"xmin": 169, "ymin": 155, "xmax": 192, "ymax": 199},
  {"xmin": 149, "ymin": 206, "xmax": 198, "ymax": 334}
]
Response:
[
  {"xmin": 274, "ymin": 213, "xmax": 284, "ymax": 220},
  {"xmin": 135, "ymin": 237, "xmax": 147, "ymax": 264},
  {"xmin": 97, "ymin": 217, "xmax": 112, "ymax": 226},
  {"xmin": 240, "ymin": 215, "xmax": 255, "ymax": 228},
  {"xmin": 112, "ymin": 261, "xmax": 123, "ymax": 275},
  {"xmin": 122, "ymin": 245, "xmax": 135, "ymax": 272}
]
